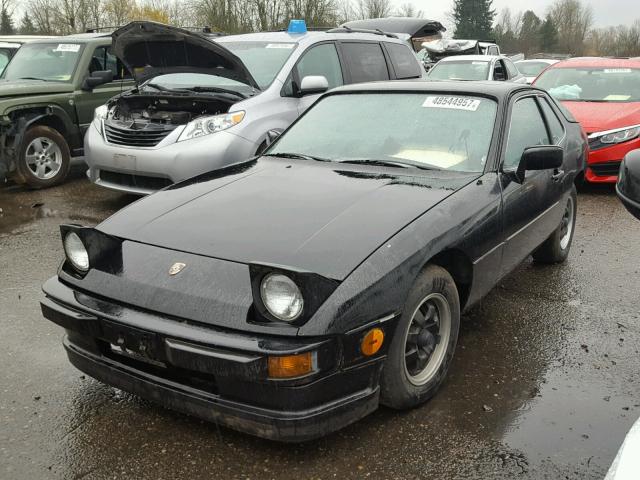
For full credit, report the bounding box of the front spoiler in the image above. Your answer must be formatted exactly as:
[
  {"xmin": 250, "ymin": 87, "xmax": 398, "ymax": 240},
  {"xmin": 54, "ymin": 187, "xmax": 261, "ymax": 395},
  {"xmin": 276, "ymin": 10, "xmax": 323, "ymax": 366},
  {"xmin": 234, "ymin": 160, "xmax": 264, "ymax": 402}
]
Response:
[{"xmin": 64, "ymin": 337, "xmax": 379, "ymax": 442}]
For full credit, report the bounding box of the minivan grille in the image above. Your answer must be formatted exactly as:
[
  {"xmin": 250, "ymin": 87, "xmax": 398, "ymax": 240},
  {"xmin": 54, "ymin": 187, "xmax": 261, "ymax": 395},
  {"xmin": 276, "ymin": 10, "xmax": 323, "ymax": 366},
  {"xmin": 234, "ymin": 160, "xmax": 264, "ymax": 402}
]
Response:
[
  {"xmin": 100, "ymin": 170, "xmax": 173, "ymax": 190},
  {"xmin": 104, "ymin": 121, "xmax": 176, "ymax": 147}
]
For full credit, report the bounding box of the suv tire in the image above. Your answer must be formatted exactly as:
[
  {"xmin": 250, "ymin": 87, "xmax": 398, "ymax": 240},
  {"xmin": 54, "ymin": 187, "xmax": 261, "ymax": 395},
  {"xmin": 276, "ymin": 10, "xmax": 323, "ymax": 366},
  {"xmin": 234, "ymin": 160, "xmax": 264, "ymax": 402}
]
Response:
[{"xmin": 15, "ymin": 125, "xmax": 71, "ymax": 189}]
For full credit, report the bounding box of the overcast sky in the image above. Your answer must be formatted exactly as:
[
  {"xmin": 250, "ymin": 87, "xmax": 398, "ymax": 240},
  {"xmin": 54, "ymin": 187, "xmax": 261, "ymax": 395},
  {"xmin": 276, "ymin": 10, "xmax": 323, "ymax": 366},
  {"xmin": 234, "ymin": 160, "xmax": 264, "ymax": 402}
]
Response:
[{"xmin": 402, "ymin": 0, "xmax": 639, "ymax": 30}]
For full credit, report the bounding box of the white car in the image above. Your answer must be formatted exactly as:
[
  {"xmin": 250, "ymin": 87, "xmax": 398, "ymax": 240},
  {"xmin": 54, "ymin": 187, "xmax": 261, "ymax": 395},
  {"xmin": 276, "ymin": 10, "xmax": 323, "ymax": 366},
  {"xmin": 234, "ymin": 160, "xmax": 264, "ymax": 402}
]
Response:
[
  {"xmin": 515, "ymin": 59, "xmax": 559, "ymax": 84},
  {"xmin": 427, "ymin": 55, "xmax": 526, "ymax": 83}
]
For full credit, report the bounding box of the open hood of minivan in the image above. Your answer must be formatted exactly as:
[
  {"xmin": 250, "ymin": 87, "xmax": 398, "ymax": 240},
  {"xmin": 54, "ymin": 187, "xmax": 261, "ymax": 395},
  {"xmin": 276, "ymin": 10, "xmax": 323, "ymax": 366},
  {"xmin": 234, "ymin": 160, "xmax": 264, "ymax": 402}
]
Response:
[{"xmin": 112, "ymin": 21, "xmax": 260, "ymax": 89}]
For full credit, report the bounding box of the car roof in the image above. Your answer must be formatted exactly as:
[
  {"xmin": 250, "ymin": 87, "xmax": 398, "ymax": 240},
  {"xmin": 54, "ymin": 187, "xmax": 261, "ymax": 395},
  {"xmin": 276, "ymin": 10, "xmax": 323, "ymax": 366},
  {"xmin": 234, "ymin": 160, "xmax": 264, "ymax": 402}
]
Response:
[
  {"xmin": 438, "ymin": 55, "xmax": 498, "ymax": 62},
  {"xmin": 329, "ymin": 80, "xmax": 536, "ymax": 99},
  {"xmin": 215, "ymin": 30, "xmax": 408, "ymax": 47},
  {"xmin": 553, "ymin": 57, "xmax": 640, "ymax": 68},
  {"xmin": 515, "ymin": 59, "xmax": 558, "ymax": 64},
  {"xmin": 28, "ymin": 32, "xmax": 111, "ymax": 44},
  {"xmin": 0, "ymin": 35, "xmax": 56, "ymax": 44}
]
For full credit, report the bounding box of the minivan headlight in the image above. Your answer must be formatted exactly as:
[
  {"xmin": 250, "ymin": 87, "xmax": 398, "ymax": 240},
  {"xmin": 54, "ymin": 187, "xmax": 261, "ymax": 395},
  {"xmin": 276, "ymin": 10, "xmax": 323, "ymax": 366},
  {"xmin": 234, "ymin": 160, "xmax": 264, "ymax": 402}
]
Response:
[
  {"xmin": 63, "ymin": 232, "xmax": 89, "ymax": 273},
  {"xmin": 260, "ymin": 273, "xmax": 303, "ymax": 322},
  {"xmin": 94, "ymin": 104, "xmax": 109, "ymax": 122},
  {"xmin": 178, "ymin": 111, "xmax": 245, "ymax": 142}
]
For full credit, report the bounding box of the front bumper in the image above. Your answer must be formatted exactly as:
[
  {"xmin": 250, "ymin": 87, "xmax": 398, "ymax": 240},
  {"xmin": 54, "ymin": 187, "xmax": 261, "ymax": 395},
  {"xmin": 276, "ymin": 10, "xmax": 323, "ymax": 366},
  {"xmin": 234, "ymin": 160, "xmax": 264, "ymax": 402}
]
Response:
[
  {"xmin": 586, "ymin": 138, "xmax": 640, "ymax": 183},
  {"xmin": 41, "ymin": 277, "xmax": 393, "ymax": 441},
  {"xmin": 84, "ymin": 122, "xmax": 256, "ymax": 195}
]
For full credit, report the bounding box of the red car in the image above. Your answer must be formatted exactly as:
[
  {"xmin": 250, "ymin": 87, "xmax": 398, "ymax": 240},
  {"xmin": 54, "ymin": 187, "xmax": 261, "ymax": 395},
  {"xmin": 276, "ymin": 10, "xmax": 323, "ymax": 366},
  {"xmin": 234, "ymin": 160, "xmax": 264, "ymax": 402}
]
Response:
[{"xmin": 534, "ymin": 58, "xmax": 640, "ymax": 183}]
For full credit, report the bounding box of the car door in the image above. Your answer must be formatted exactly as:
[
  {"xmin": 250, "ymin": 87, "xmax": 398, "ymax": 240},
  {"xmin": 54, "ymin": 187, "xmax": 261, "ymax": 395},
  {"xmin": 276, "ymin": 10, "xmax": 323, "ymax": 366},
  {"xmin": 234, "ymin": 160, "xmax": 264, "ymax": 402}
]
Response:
[
  {"xmin": 74, "ymin": 44, "xmax": 134, "ymax": 137},
  {"xmin": 339, "ymin": 41, "xmax": 391, "ymax": 85},
  {"xmin": 287, "ymin": 42, "xmax": 344, "ymax": 115},
  {"xmin": 499, "ymin": 94, "xmax": 565, "ymax": 276},
  {"xmin": 492, "ymin": 59, "xmax": 507, "ymax": 81}
]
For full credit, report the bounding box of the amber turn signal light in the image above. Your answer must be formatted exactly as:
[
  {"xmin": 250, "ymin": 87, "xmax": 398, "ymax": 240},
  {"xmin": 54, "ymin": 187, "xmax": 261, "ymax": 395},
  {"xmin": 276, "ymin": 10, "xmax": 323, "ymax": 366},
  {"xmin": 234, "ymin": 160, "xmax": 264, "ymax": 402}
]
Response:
[
  {"xmin": 268, "ymin": 351, "xmax": 314, "ymax": 379},
  {"xmin": 361, "ymin": 328, "xmax": 384, "ymax": 356}
]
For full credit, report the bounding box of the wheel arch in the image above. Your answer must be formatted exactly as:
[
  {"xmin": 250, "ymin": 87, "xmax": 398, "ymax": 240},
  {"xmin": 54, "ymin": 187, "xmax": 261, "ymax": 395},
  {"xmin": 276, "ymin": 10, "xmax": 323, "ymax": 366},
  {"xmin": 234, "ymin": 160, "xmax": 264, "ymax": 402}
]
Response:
[{"xmin": 424, "ymin": 248, "xmax": 474, "ymax": 311}]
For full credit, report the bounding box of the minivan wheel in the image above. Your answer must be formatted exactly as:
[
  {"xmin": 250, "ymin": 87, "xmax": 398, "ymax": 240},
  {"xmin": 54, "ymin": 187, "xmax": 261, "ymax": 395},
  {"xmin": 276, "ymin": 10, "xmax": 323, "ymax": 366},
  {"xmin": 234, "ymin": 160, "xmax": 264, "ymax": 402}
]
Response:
[
  {"xmin": 533, "ymin": 185, "xmax": 577, "ymax": 264},
  {"xmin": 381, "ymin": 265, "xmax": 460, "ymax": 410},
  {"xmin": 15, "ymin": 126, "xmax": 71, "ymax": 188}
]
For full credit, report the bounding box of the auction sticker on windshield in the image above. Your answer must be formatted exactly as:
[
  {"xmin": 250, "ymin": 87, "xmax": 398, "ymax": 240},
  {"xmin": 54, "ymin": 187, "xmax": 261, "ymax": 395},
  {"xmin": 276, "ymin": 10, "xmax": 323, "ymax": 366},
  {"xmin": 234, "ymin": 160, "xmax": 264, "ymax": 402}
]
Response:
[
  {"xmin": 55, "ymin": 44, "xmax": 81, "ymax": 52},
  {"xmin": 266, "ymin": 43, "xmax": 296, "ymax": 49},
  {"xmin": 423, "ymin": 96, "xmax": 481, "ymax": 111}
]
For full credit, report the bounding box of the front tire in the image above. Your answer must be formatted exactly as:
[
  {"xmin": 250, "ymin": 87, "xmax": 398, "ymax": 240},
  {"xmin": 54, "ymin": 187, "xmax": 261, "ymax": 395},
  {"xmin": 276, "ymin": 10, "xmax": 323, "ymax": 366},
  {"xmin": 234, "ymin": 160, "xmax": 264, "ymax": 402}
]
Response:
[
  {"xmin": 381, "ymin": 265, "xmax": 460, "ymax": 410},
  {"xmin": 15, "ymin": 125, "xmax": 71, "ymax": 189},
  {"xmin": 533, "ymin": 185, "xmax": 577, "ymax": 264}
]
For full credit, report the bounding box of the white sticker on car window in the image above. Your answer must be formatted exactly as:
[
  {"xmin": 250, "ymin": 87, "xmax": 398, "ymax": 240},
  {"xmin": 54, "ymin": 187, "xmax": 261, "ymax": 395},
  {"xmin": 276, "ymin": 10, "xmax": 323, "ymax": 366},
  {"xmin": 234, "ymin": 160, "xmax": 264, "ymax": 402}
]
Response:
[
  {"xmin": 603, "ymin": 68, "xmax": 632, "ymax": 73},
  {"xmin": 423, "ymin": 96, "xmax": 481, "ymax": 111},
  {"xmin": 55, "ymin": 44, "xmax": 81, "ymax": 52},
  {"xmin": 266, "ymin": 43, "xmax": 296, "ymax": 49},
  {"xmin": 472, "ymin": 61, "xmax": 487, "ymax": 65}
]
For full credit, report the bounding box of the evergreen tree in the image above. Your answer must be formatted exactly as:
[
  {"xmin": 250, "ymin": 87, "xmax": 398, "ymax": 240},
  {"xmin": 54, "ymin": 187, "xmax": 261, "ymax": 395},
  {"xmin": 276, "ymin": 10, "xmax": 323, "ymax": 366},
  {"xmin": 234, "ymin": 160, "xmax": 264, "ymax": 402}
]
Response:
[
  {"xmin": 19, "ymin": 13, "xmax": 37, "ymax": 35},
  {"xmin": 0, "ymin": 8, "xmax": 14, "ymax": 35},
  {"xmin": 452, "ymin": 0, "xmax": 496, "ymax": 39},
  {"xmin": 519, "ymin": 10, "xmax": 542, "ymax": 55},
  {"xmin": 539, "ymin": 14, "xmax": 559, "ymax": 52}
]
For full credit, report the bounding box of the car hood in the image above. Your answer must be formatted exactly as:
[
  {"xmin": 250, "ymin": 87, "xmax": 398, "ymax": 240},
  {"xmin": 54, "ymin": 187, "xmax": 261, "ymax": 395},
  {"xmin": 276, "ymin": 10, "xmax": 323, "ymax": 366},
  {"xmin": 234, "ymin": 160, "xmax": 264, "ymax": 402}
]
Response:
[
  {"xmin": 112, "ymin": 21, "xmax": 260, "ymax": 89},
  {"xmin": 561, "ymin": 100, "xmax": 640, "ymax": 134},
  {"xmin": 0, "ymin": 79, "xmax": 74, "ymax": 98},
  {"xmin": 98, "ymin": 157, "xmax": 478, "ymax": 280}
]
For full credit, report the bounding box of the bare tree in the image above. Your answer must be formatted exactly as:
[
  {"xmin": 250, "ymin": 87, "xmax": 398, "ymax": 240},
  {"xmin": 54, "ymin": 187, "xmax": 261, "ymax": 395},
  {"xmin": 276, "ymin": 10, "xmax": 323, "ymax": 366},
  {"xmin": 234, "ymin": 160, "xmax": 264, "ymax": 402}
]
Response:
[
  {"xmin": 548, "ymin": 0, "xmax": 593, "ymax": 55},
  {"xmin": 396, "ymin": 2, "xmax": 422, "ymax": 18}
]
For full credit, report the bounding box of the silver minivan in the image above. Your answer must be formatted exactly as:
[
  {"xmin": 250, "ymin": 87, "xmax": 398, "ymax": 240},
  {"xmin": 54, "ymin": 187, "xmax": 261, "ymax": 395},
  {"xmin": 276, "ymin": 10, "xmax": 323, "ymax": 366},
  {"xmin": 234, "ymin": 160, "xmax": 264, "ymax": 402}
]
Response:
[{"xmin": 85, "ymin": 21, "xmax": 425, "ymax": 194}]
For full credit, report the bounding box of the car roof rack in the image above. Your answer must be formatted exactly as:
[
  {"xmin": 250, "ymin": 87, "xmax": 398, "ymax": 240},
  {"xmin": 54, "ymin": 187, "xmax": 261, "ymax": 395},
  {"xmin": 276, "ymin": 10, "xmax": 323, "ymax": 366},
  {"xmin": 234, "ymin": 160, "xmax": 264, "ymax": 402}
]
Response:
[
  {"xmin": 326, "ymin": 26, "xmax": 399, "ymax": 39},
  {"xmin": 85, "ymin": 26, "xmax": 121, "ymax": 33}
]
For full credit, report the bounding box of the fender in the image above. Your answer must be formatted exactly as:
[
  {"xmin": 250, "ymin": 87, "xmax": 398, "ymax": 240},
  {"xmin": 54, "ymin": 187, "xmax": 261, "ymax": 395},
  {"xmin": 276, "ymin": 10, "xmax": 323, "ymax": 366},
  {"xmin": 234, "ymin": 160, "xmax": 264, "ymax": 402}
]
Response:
[{"xmin": 0, "ymin": 105, "xmax": 78, "ymax": 179}]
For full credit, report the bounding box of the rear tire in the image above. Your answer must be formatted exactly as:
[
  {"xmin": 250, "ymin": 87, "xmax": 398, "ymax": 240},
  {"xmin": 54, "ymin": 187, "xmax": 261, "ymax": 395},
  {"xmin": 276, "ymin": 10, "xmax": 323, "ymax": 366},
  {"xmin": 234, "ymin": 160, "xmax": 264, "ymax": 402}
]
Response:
[
  {"xmin": 533, "ymin": 185, "xmax": 577, "ymax": 264},
  {"xmin": 15, "ymin": 125, "xmax": 71, "ymax": 189},
  {"xmin": 381, "ymin": 265, "xmax": 460, "ymax": 410}
]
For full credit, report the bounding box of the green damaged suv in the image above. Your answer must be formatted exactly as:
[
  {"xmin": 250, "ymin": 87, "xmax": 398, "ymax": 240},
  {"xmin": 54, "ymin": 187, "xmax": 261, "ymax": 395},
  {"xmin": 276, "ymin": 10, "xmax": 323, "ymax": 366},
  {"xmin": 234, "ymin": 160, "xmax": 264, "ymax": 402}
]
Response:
[{"xmin": 0, "ymin": 33, "xmax": 133, "ymax": 188}]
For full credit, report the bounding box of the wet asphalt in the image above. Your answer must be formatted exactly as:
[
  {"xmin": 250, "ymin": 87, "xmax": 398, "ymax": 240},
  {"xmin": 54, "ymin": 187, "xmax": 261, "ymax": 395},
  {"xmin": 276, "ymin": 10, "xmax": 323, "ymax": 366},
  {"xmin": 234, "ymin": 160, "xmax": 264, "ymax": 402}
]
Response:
[{"xmin": 1, "ymin": 164, "xmax": 639, "ymax": 480}]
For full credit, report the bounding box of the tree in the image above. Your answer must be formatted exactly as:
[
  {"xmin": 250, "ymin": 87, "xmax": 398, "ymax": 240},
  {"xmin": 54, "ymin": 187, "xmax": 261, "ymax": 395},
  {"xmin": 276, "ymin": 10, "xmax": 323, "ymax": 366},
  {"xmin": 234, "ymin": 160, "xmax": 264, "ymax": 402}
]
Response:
[
  {"xmin": 357, "ymin": 0, "xmax": 393, "ymax": 20},
  {"xmin": 539, "ymin": 14, "xmax": 559, "ymax": 52},
  {"xmin": 0, "ymin": 8, "xmax": 14, "ymax": 34},
  {"xmin": 548, "ymin": 0, "xmax": 593, "ymax": 55},
  {"xmin": 396, "ymin": 2, "xmax": 422, "ymax": 18},
  {"xmin": 19, "ymin": 13, "xmax": 37, "ymax": 34},
  {"xmin": 519, "ymin": 10, "xmax": 541, "ymax": 55},
  {"xmin": 452, "ymin": 0, "xmax": 496, "ymax": 39}
]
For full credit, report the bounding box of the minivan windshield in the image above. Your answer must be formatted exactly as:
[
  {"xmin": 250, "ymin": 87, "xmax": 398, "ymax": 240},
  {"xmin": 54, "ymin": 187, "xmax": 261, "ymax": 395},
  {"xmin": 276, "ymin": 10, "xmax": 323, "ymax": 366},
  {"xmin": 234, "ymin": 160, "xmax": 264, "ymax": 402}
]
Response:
[
  {"xmin": 150, "ymin": 41, "xmax": 297, "ymax": 93},
  {"xmin": 428, "ymin": 60, "xmax": 490, "ymax": 81},
  {"xmin": 516, "ymin": 61, "xmax": 552, "ymax": 77},
  {"xmin": 268, "ymin": 93, "xmax": 497, "ymax": 172},
  {"xmin": 536, "ymin": 66, "xmax": 640, "ymax": 102},
  {"xmin": 2, "ymin": 42, "xmax": 83, "ymax": 82}
]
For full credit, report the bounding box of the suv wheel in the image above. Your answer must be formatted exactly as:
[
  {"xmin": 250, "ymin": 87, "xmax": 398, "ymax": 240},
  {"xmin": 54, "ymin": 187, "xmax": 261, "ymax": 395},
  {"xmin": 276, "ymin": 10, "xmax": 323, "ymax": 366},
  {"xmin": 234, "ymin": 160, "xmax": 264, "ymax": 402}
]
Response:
[{"xmin": 15, "ymin": 125, "xmax": 71, "ymax": 189}]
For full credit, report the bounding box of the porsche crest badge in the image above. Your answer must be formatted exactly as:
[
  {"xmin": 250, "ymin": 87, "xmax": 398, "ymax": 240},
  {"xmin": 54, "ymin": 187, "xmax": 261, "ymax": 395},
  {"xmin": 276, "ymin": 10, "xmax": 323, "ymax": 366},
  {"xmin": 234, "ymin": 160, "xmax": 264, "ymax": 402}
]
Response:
[{"xmin": 169, "ymin": 262, "xmax": 186, "ymax": 276}]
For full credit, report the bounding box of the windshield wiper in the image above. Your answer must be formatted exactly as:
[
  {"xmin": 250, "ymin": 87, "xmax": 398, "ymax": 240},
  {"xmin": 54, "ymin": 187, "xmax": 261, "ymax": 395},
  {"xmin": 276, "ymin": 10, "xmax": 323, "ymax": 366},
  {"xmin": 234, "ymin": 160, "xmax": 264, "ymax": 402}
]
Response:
[
  {"xmin": 145, "ymin": 82, "xmax": 173, "ymax": 92},
  {"xmin": 267, "ymin": 152, "xmax": 332, "ymax": 162},
  {"xmin": 19, "ymin": 77, "xmax": 50, "ymax": 81},
  {"xmin": 180, "ymin": 86, "xmax": 248, "ymax": 99},
  {"xmin": 341, "ymin": 159, "xmax": 438, "ymax": 171}
]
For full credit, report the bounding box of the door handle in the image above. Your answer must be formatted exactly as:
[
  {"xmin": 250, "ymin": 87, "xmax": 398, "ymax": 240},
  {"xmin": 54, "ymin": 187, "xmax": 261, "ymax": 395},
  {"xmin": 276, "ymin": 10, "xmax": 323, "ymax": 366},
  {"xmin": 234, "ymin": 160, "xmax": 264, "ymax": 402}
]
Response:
[{"xmin": 551, "ymin": 169, "xmax": 565, "ymax": 182}]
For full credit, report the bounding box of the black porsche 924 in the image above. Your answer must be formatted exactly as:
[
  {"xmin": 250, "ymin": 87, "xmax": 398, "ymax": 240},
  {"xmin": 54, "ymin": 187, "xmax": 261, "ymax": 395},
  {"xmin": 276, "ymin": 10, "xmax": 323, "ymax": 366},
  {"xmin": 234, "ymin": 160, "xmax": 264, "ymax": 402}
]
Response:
[{"xmin": 41, "ymin": 81, "xmax": 586, "ymax": 441}]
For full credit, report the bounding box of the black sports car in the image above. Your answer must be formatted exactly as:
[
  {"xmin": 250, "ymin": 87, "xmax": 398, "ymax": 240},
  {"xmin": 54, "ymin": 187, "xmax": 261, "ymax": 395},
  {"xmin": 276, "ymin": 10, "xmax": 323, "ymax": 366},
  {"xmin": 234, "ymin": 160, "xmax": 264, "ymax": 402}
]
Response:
[{"xmin": 41, "ymin": 81, "xmax": 586, "ymax": 441}]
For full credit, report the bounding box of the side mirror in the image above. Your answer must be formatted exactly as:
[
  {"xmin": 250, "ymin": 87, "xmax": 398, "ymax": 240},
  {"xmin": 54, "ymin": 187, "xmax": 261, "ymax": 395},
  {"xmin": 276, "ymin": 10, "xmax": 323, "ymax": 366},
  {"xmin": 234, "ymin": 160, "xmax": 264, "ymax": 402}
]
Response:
[
  {"xmin": 299, "ymin": 75, "xmax": 329, "ymax": 96},
  {"xmin": 505, "ymin": 145, "xmax": 563, "ymax": 183},
  {"xmin": 617, "ymin": 149, "xmax": 640, "ymax": 220},
  {"xmin": 265, "ymin": 129, "xmax": 281, "ymax": 146},
  {"xmin": 82, "ymin": 70, "xmax": 113, "ymax": 91}
]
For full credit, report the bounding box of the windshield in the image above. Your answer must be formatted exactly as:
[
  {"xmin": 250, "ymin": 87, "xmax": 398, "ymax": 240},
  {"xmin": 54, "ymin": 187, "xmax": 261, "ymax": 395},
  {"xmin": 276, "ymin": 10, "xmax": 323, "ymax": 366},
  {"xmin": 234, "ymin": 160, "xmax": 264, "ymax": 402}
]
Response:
[
  {"xmin": 516, "ymin": 61, "xmax": 551, "ymax": 77},
  {"xmin": 428, "ymin": 60, "xmax": 490, "ymax": 81},
  {"xmin": 2, "ymin": 42, "xmax": 83, "ymax": 82},
  {"xmin": 268, "ymin": 93, "xmax": 497, "ymax": 173},
  {"xmin": 150, "ymin": 41, "xmax": 297, "ymax": 92},
  {"xmin": 536, "ymin": 66, "xmax": 640, "ymax": 102}
]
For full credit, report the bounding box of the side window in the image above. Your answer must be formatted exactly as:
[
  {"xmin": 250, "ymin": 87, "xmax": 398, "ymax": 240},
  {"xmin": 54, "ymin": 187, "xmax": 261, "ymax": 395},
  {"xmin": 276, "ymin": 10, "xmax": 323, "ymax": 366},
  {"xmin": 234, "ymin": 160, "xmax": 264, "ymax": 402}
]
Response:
[
  {"xmin": 385, "ymin": 43, "xmax": 421, "ymax": 79},
  {"xmin": 90, "ymin": 46, "xmax": 131, "ymax": 81},
  {"xmin": 504, "ymin": 97, "xmax": 550, "ymax": 169},
  {"xmin": 539, "ymin": 97, "xmax": 565, "ymax": 144},
  {"xmin": 341, "ymin": 42, "xmax": 390, "ymax": 83},
  {"xmin": 493, "ymin": 60, "xmax": 507, "ymax": 81},
  {"xmin": 505, "ymin": 59, "xmax": 519, "ymax": 79},
  {"xmin": 295, "ymin": 43, "xmax": 343, "ymax": 90},
  {"xmin": 488, "ymin": 46, "xmax": 499, "ymax": 55}
]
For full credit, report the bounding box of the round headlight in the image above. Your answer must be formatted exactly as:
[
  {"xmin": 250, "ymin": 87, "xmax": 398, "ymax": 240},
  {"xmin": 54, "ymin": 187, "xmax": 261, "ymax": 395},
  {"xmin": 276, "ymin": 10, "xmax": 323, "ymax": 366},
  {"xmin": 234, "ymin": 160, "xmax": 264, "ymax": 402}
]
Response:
[
  {"xmin": 260, "ymin": 273, "xmax": 303, "ymax": 322},
  {"xmin": 63, "ymin": 232, "xmax": 89, "ymax": 272}
]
